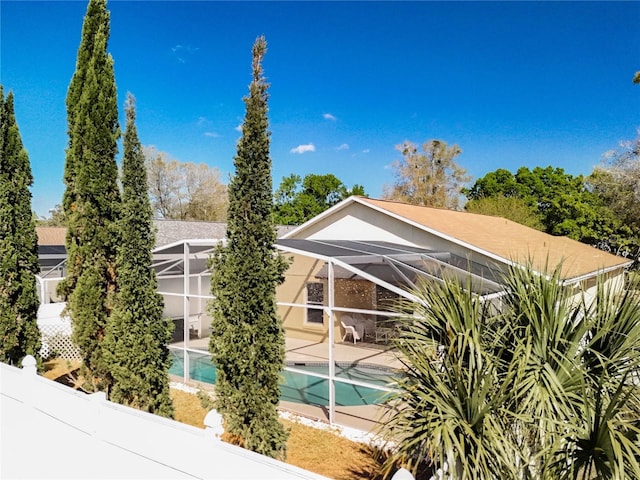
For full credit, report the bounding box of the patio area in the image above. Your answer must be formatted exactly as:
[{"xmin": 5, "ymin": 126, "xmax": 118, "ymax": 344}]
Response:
[
  {"xmin": 285, "ymin": 337, "xmax": 403, "ymax": 369},
  {"xmin": 171, "ymin": 335, "xmax": 404, "ymax": 371}
]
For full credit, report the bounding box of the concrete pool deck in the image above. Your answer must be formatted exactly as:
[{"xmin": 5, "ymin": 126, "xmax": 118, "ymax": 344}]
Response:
[{"xmin": 173, "ymin": 336, "xmax": 404, "ymax": 370}]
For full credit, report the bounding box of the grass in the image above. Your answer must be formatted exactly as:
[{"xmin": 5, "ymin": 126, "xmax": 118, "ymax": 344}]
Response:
[{"xmin": 43, "ymin": 358, "xmax": 384, "ymax": 479}]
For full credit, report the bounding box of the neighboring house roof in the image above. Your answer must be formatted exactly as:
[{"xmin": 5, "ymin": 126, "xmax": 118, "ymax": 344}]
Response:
[
  {"xmin": 36, "ymin": 221, "xmax": 297, "ymax": 248},
  {"xmin": 154, "ymin": 220, "xmax": 228, "ymax": 247},
  {"xmin": 284, "ymin": 196, "xmax": 632, "ymax": 282},
  {"xmin": 36, "ymin": 226, "xmax": 66, "ymax": 246}
]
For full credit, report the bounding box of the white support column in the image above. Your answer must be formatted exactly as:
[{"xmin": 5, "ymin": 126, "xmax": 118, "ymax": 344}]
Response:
[
  {"xmin": 21, "ymin": 355, "xmax": 37, "ymax": 407},
  {"xmin": 35, "ymin": 276, "xmax": 45, "ymax": 304},
  {"xmin": 183, "ymin": 242, "xmax": 190, "ymax": 382},
  {"xmin": 197, "ymin": 273, "xmax": 203, "ymax": 337},
  {"xmin": 197, "ymin": 274, "xmax": 202, "ymax": 317},
  {"xmin": 327, "ymin": 261, "xmax": 335, "ymax": 425}
]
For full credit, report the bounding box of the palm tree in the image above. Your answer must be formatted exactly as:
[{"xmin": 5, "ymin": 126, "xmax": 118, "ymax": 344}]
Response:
[
  {"xmin": 542, "ymin": 277, "xmax": 640, "ymax": 479},
  {"xmin": 378, "ymin": 277, "xmax": 520, "ymax": 479},
  {"xmin": 380, "ymin": 265, "xmax": 640, "ymax": 480}
]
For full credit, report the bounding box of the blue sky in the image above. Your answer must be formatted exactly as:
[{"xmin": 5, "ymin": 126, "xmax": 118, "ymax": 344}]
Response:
[{"xmin": 2, "ymin": 1, "xmax": 639, "ymax": 217}]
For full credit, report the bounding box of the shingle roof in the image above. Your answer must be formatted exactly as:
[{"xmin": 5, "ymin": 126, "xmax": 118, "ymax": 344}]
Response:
[
  {"xmin": 358, "ymin": 197, "xmax": 631, "ymax": 281},
  {"xmin": 154, "ymin": 220, "xmax": 227, "ymax": 247},
  {"xmin": 36, "ymin": 227, "xmax": 66, "ymax": 246},
  {"xmin": 36, "ymin": 221, "xmax": 296, "ymax": 249}
]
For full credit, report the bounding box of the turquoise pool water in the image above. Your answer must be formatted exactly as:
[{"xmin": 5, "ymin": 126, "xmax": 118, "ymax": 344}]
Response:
[{"xmin": 169, "ymin": 350, "xmax": 398, "ymax": 406}]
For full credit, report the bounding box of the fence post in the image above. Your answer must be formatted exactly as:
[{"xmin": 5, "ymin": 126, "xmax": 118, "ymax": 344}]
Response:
[
  {"xmin": 20, "ymin": 355, "xmax": 38, "ymax": 407},
  {"xmin": 204, "ymin": 409, "xmax": 224, "ymax": 439},
  {"xmin": 391, "ymin": 468, "xmax": 415, "ymax": 480},
  {"xmin": 21, "ymin": 354, "xmax": 37, "ymax": 375}
]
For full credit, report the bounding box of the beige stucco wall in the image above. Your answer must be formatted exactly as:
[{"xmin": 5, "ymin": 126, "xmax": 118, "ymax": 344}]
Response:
[
  {"xmin": 277, "ymin": 252, "xmax": 385, "ymax": 343},
  {"xmin": 277, "ymin": 253, "xmax": 327, "ymax": 342},
  {"xmin": 578, "ymin": 267, "xmax": 627, "ymax": 306}
]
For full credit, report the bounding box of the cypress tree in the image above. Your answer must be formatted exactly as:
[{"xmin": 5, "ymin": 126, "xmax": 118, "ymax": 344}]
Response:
[
  {"xmin": 58, "ymin": 0, "xmax": 120, "ymax": 390},
  {"xmin": 102, "ymin": 94, "xmax": 174, "ymax": 417},
  {"xmin": 209, "ymin": 36, "xmax": 289, "ymax": 458},
  {"xmin": 0, "ymin": 87, "xmax": 41, "ymax": 366}
]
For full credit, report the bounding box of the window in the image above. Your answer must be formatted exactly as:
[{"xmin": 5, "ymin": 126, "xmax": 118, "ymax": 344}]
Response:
[{"xmin": 306, "ymin": 282, "xmax": 324, "ymax": 324}]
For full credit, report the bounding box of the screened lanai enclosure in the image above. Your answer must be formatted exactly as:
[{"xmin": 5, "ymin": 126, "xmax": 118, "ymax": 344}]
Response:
[
  {"xmin": 35, "ymin": 232, "xmax": 504, "ymax": 426},
  {"xmin": 150, "ymin": 237, "xmax": 505, "ymax": 425}
]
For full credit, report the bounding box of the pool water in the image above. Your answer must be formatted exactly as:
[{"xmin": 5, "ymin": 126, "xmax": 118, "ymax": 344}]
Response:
[{"xmin": 169, "ymin": 350, "xmax": 399, "ymax": 406}]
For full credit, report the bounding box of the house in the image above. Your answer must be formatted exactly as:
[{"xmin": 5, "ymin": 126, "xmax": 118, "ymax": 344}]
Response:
[
  {"xmin": 274, "ymin": 196, "xmax": 631, "ymax": 344},
  {"xmin": 35, "ymin": 220, "xmax": 295, "ymax": 305},
  {"xmin": 34, "ymin": 197, "xmax": 632, "ymax": 426}
]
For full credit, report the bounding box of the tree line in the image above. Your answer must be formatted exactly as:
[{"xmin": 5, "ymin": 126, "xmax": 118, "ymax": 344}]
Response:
[
  {"xmin": 4, "ymin": 0, "xmax": 288, "ymax": 458},
  {"xmin": 35, "ymin": 49, "xmax": 638, "ymax": 265},
  {"xmin": 380, "ymin": 130, "xmax": 640, "ymax": 267},
  {"xmin": 39, "ymin": 156, "xmax": 366, "ymax": 226},
  {"xmin": 56, "ymin": 132, "xmax": 640, "ymax": 269},
  {"xmin": 41, "ymin": 132, "xmax": 640, "ymax": 268}
]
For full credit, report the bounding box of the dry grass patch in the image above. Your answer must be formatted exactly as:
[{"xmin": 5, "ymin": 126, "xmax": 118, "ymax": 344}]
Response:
[
  {"xmin": 170, "ymin": 388, "xmax": 209, "ymax": 428},
  {"xmin": 169, "ymin": 387, "xmax": 383, "ymax": 478},
  {"xmin": 283, "ymin": 417, "xmax": 382, "ymax": 479},
  {"xmin": 43, "ymin": 358, "xmax": 82, "ymax": 388}
]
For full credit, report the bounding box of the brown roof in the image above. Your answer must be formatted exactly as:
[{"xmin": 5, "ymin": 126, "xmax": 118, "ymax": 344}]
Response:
[
  {"xmin": 36, "ymin": 227, "xmax": 66, "ymax": 246},
  {"xmin": 359, "ymin": 197, "xmax": 630, "ymax": 280}
]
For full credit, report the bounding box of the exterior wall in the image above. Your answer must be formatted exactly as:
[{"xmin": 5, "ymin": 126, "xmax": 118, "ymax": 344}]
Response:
[
  {"xmin": 277, "ymin": 253, "xmax": 383, "ymax": 343},
  {"xmin": 295, "ymin": 202, "xmax": 425, "ymax": 246},
  {"xmin": 578, "ymin": 267, "xmax": 626, "ymax": 306},
  {"xmin": 278, "ymin": 253, "xmax": 327, "ymax": 342}
]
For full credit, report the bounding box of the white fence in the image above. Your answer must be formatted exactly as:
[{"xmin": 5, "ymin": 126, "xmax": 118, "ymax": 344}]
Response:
[
  {"xmin": 37, "ymin": 302, "xmax": 82, "ymax": 360},
  {"xmin": 39, "ymin": 324, "xmax": 82, "ymax": 360}
]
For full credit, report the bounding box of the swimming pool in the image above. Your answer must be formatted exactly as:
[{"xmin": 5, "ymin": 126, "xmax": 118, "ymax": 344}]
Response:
[{"xmin": 168, "ymin": 349, "xmax": 400, "ymax": 407}]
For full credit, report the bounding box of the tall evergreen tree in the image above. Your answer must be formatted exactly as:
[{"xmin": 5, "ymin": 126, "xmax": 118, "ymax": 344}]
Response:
[
  {"xmin": 103, "ymin": 94, "xmax": 174, "ymax": 417},
  {"xmin": 209, "ymin": 36, "xmax": 289, "ymax": 458},
  {"xmin": 0, "ymin": 87, "xmax": 41, "ymax": 366},
  {"xmin": 58, "ymin": 0, "xmax": 120, "ymax": 390}
]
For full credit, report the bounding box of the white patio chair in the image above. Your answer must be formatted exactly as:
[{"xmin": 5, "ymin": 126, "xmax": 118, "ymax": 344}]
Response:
[
  {"xmin": 354, "ymin": 313, "xmax": 375, "ymax": 340},
  {"xmin": 340, "ymin": 316, "xmax": 361, "ymax": 344}
]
